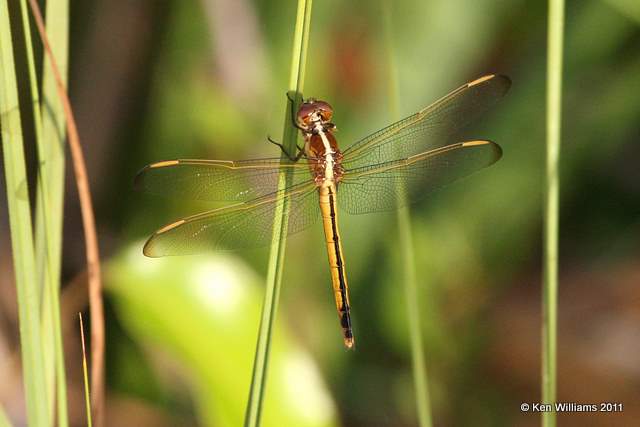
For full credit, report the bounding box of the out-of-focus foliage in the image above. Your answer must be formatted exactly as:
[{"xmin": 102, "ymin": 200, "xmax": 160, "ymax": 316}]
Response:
[
  {"xmin": 101, "ymin": 0, "xmax": 640, "ymax": 425},
  {"xmin": 106, "ymin": 245, "xmax": 336, "ymax": 427},
  {"xmin": 1, "ymin": 0, "xmax": 638, "ymax": 426}
]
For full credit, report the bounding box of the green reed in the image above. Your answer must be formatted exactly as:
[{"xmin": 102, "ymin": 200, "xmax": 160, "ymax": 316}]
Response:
[
  {"xmin": 543, "ymin": 0, "xmax": 565, "ymax": 426},
  {"xmin": 20, "ymin": 0, "xmax": 70, "ymax": 424},
  {"xmin": 382, "ymin": 2, "xmax": 433, "ymax": 426},
  {"xmin": 243, "ymin": 1, "xmax": 313, "ymax": 426},
  {"xmin": 0, "ymin": 1, "xmax": 49, "ymax": 424}
]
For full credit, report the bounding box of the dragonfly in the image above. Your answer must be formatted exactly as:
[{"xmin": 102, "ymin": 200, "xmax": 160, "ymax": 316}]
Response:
[{"xmin": 135, "ymin": 74, "xmax": 511, "ymax": 349}]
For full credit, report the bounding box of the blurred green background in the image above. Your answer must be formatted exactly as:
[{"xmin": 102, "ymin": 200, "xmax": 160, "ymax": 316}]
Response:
[{"xmin": 1, "ymin": 0, "xmax": 639, "ymax": 426}]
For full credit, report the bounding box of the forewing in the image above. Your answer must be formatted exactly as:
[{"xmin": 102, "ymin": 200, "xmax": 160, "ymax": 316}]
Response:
[
  {"xmin": 134, "ymin": 158, "xmax": 313, "ymax": 202},
  {"xmin": 338, "ymin": 140, "xmax": 502, "ymax": 214},
  {"xmin": 143, "ymin": 182, "xmax": 320, "ymax": 256},
  {"xmin": 341, "ymin": 75, "xmax": 510, "ymax": 170}
]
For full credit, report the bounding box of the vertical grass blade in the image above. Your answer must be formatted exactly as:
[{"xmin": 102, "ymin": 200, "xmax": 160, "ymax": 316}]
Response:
[
  {"xmin": 80, "ymin": 314, "xmax": 94, "ymax": 427},
  {"xmin": 19, "ymin": 0, "xmax": 55, "ymax": 418},
  {"xmin": 543, "ymin": 0, "xmax": 565, "ymax": 426},
  {"xmin": 39, "ymin": 0, "xmax": 70, "ymax": 422},
  {"xmin": 18, "ymin": 0, "xmax": 70, "ymax": 424},
  {"xmin": 243, "ymin": 1, "xmax": 312, "ymax": 426},
  {"xmin": 381, "ymin": 2, "xmax": 433, "ymax": 426},
  {"xmin": 0, "ymin": 2, "xmax": 50, "ymax": 425},
  {"xmin": 27, "ymin": 1, "xmax": 107, "ymax": 424}
]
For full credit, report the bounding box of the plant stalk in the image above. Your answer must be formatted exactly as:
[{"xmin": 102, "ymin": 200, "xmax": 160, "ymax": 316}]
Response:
[
  {"xmin": 27, "ymin": 1, "xmax": 106, "ymax": 425},
  {"xmin": 0, "ymin": 1, "xmax": 49, "ymax": 425},
  {"xmin": 382, "ymin": 2, "xmax": 433, "ymax": 426},
  {"xmin": 243, "ymin": 1, "xmax": 312, "ymax": 426},
  {"xmin": 18, "ymin": 0, "xmax": 70, "ymax": 424},
  {"xmin": 80, "ymin": 314, "xmax": 94, "ymax": 427},
  {"xmin": 543, "ymin": 0, "xmax": 564, "ymax": 426}
]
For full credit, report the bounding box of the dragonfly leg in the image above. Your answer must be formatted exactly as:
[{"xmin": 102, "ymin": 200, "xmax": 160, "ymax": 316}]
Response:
[
  {"xmin": 286, "ymin": 91, "xmax": 307, "ymax": 132},
  {"xmin": 267, "ymin": 136, "xmax": 304, "ymax": 161}
]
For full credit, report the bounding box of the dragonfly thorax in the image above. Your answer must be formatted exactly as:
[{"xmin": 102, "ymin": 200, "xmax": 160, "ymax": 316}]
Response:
[{"xmin": 296, "ymin": 98, "xmax": 344, "ymax": 184}]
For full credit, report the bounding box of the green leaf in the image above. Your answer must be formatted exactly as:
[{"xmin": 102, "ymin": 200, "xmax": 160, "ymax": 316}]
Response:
[{"xmin": 106, "ymin": 246, "xmax": 338, "ymax": 427}]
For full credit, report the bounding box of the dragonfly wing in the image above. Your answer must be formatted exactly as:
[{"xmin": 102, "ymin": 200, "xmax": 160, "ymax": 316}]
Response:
[
  {"xmin": 143, "ymin": 182, "xmax": 320, "ymax": 256},
  {"xmin": 338, "ymin": 140, "xmax": 501, "ymax": 214},
  {"xmin": 341, "ymin": 75, "xmax": 510, "ymax": 170},
  {"xmin": 134, "ymin": 158, "xmax": 312, "ymax": 202}
]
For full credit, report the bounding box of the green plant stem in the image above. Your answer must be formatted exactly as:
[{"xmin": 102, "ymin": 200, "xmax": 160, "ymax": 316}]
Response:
[
  {"xmin": 543, "ymin": 0, "xmax": 564, "ymax": 426},
  {"xmin": 398, "ymin": 207, "xmax": 433, "ymax": 427},
  {"xmin": 0, "ymin": 2, "xmax": 49, "ymax": 425},
  {"xmin": 40, "ymin": 0, "xmax": 69, "ymax": 423},
  {"xmin": 27, "ymin": 1, "xmax": 106, "ymax": 423},
  {"xmin": 243, "ymin": 1, "xmax": 312, "ymax": 426},
  {"xmin": 18, "ymin": 0, "xmax": 70, "ymax": 424},
  {"xmin": 382, "ymin": 2, "xmax": 433, "ymax": 426},
  {"xmin": 80, "ymin": 314, "xmax": 94, "ymax": 427}
]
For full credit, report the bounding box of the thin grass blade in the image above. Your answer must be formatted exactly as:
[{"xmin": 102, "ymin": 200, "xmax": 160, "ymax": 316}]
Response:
[
  {"xmin": 17, "ymin": 0, "xmax": 70, "ymax": 424},
  {"xmin": 37, "ymin": 0, "xmax": 71, "ymax": 422},
  {"xmin": 0, "ymin": 1, "xmax": 49, "ymax": 424},
  {"xmin": 543, "ymin": 0, "xmax": 565, "ymax": 426},
  {"xmin": 381, "ymin": 2, "xmax": 433, "ymax": 426},
  {"xmin": 39, "ymin": 0, "xmax": 70, "ymax": 421},
  {"xmin": 26, "ymin": 1, "xmax": 106, "ymax": 424},
  {"xmin": 243, "ymin": 1, "xmax": 312, "ymax": 426},
  {"xmin": 80, "ymin": 314, "xmax": 94, "ymax": 427}
]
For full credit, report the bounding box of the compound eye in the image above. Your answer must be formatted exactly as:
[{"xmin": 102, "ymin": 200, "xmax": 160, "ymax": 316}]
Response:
[
  {"xmin": 314, "ymin": 100, "xmax": 334, "ymax": 121},
  {"xmin": 296, "ymin": 102, "xmax": 316, "ymax": 126},
  {"xmin": 319, "ymin": 109, "xmax": 333, "ymax": 122}
]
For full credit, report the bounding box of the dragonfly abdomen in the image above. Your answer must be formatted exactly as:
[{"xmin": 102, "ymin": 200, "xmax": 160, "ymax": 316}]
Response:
[{"xmin": 318, "ymin": 184, "xmax": 354, "ymax": 349}]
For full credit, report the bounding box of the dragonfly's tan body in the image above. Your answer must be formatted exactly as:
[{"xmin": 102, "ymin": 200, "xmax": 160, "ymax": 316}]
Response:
[
  {"xmin": 300, "ymin": 107, "xmax": 354, "ymax": 348},
  {"xmin": 316, "ymin": 124, "xmax": 336, "ymax": 182}
]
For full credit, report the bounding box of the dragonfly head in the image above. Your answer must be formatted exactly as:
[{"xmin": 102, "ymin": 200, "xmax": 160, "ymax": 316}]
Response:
[{"xmin": 297, "ymin": 99, "xmax": 334, "ymax": 130}]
